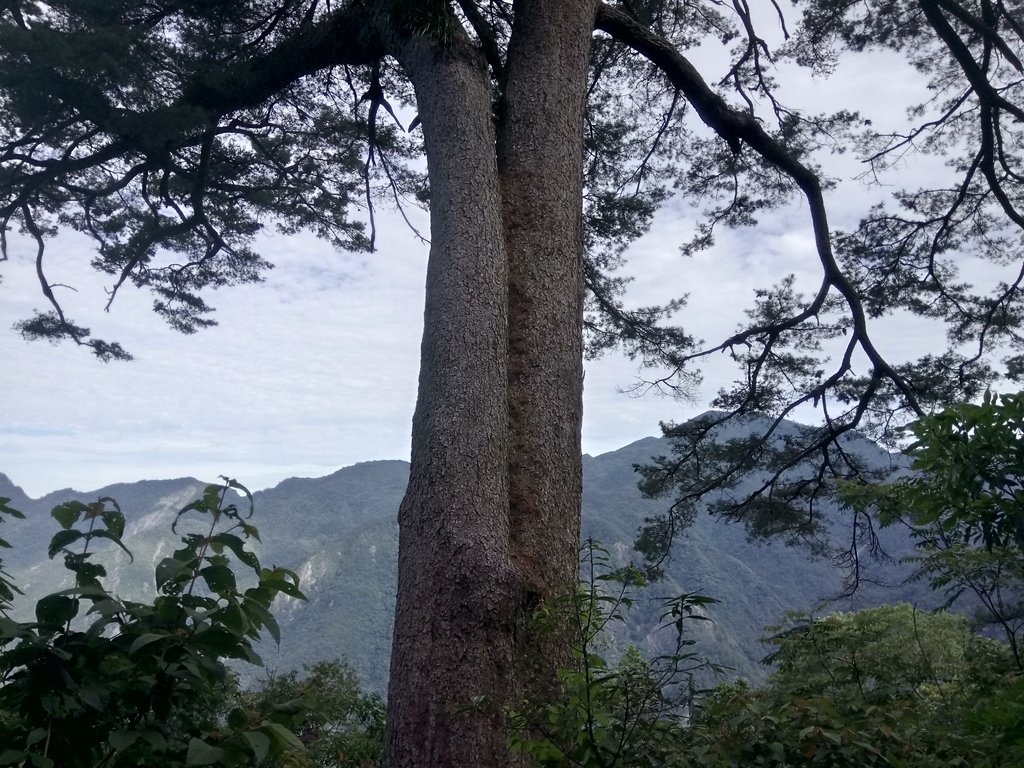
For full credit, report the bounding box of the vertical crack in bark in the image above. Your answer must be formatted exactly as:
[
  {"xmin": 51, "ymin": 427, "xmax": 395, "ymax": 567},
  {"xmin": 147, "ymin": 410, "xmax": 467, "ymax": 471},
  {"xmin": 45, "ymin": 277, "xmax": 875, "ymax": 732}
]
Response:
[{"xmin": 498, "ymin": 0, "xmax": 600, "ymax": 715}]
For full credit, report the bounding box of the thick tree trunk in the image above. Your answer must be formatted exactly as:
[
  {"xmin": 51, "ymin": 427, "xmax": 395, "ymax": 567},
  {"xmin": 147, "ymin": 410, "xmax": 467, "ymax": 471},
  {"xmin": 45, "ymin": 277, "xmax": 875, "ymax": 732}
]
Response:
[
  {"xmin": 500, "ymin": 0, "xmax": 597, "ymax": 638},
  {"xmin": 385, "ymin": 37, "xmax": 518, "ymax": 768},
  {"xmin": 386, "ymin": 3, "xmax": 596, "ymax": 765}
]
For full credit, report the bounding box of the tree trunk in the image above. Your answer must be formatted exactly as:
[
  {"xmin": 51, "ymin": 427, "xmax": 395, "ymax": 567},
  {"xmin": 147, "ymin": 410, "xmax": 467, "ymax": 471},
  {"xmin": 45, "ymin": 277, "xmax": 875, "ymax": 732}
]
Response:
[
  {"xmin": 385, "ymin": 34, "xmax": 519, "ymax": 768},
  {"xmin": 500, "ymin": 0, "xmax": 596, "ymax": 630},
  {"xmin": 386, "ymin": 3, "xmax": 596, "ymax": 764}
]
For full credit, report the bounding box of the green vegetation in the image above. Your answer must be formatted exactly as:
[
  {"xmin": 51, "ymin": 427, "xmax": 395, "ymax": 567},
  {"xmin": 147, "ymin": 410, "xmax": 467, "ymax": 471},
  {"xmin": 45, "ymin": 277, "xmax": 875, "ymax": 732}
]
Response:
[
  {"xmin": 241, "ymin": 660, "xmax": 385, "ymax": 768},
  {"xmin": 513, "ymin": 396, "xmax": 1024, "ymax": 767},
  {"xmin": 843, "ymin": 390, "xmax": 1024, "ymax": 667},
  {"xmin": 0, "ymin": 481, "xmax": 311, "ymax": 767},
  {"xmin": 2, "ymin": 395, "xmax": 1023, "ymax": 766},
  {"xmin": 510, "ymin": 540, "xmax": 720, "ymax": 768},
  {"xmin": 513, "ymin": 574, "xmax": 1022, "ymax": 767},
  {"xmin": 684, "ymin": 605, "xmax": 1022, "ymax": 767}
]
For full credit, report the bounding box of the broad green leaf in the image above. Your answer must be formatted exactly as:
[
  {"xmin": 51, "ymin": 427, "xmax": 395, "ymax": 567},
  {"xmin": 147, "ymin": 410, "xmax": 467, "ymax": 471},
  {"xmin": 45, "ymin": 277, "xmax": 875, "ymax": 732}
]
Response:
[
  {"xmin": 97, "ymin": 497, "xmax": 125, "ymax": 538},
  {"xmin": 210, "ymin": 532, "xmax": 260, "ymax": 571},
  {"xmin": 0, "ymin": 614, "xmax": 30, "ymax": 643},
  {"xmin": 109, "ymin": 730, "xmax": 141, "ymax": 751},
  {"xmin": 46, "ymin": 528, "xmax": 84, "ymax": 558},
  {"xmin": 227, "ymin": 707, "xmax": 249, "ymax": 730},
  {"xmin": 0, "ymin": 750, "xmax": 26, "ymax": 766},
  {"xmin": 89, "ymin": 529, "xmax": 134, "ymax": 561},
  {"xmin": 51, "ymin": 501, "xmax": 87, "ymax": 530},
  {"xmin": 219, "ymin": 599, "xmax": 249, "ymax": 637},
  {"xmin": 242, "ymin": 731, "xmax": 271, "ymax": 763},
  {"xmin": 140, "ymin": 730, "xmax": 169, "ymax": 750},
  {"xmin": 259, "ymin": 722, "xmax": 305, "ymax": 752},
  {"xmin": 203, "ymin": 484, "xmax": 223, "ymax": 504},
  {"xmin": 201, "ymin": 564, "xmax": 237, "ymax": 595},
  {"xmin": 242, "ymin": 597, "xmax": 280, "ymax": 644},
  {"xmin": 129, "ymin": 632, "xmax": 168, "ymax": 655},
  {"xmin": 0, "ymin": 498, "xmax": 26, "ymax": 519},
  {"xmin": 156, "ymin": 556, "xmax": 192, "ymax": 590},
  {"xmin": 79, "ymin": 683, "xmax": 106, "ymax": 710},
  {"xmin": 186, "ymin": 737, "xmax": 225, "ymax": 766},
  {"xmin": 25, "ymin": 730, "xmax": 47, "ymax": 747},
  {"xmin": 35, "ymin": 594, "xmax": 78, "ymax": 626}
]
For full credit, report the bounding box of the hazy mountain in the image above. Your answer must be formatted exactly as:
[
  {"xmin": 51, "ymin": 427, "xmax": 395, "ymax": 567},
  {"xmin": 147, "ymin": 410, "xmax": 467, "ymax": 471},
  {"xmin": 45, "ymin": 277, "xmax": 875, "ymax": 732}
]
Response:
[{"xmin": 1, "ymin": 414, "xmax": 934, "ymax": 693}]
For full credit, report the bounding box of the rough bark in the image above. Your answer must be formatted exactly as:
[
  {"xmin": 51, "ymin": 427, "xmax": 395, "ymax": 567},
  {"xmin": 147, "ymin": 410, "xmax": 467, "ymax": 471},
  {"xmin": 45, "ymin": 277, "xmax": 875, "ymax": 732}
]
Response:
[
  {"xmin": 385, "ymin": 33, "xmax": 519, "ymax": 768},
  {"xmin": 499, "ymin": 0, "xmax": 597, "ymax": 676},
  {"xmin": 385, "ymin": 3, "xmax": 597, "ymax": 764}
]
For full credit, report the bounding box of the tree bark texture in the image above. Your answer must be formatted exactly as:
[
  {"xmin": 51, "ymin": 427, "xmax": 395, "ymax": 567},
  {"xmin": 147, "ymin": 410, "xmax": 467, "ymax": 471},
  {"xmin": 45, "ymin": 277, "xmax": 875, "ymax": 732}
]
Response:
[
  {"xmin": 386, "ymin": 36, "xmax": 517, "ymax": 767},
  {"xmin": 500, "ymin": 0, "xmax": 598, "ymax": 693},
  {"xmin": 386, "ymin": 2, "xmax": 597, "ymax": 765}
]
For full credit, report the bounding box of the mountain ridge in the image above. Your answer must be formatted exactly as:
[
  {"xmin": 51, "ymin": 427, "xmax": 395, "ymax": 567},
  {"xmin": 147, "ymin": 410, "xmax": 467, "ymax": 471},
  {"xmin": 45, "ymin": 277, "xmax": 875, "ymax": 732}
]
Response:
[{"xmin": 1, "ymin": 417, "xmax": 935, "ymax": 693}]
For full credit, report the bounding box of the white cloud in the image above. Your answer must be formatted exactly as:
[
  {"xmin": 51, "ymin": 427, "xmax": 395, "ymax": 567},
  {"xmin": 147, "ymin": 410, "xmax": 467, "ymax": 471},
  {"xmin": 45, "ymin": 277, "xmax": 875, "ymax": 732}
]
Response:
[{"xmin": 0, "ymin": 37, "xmax": 1001, "ymax": 499}]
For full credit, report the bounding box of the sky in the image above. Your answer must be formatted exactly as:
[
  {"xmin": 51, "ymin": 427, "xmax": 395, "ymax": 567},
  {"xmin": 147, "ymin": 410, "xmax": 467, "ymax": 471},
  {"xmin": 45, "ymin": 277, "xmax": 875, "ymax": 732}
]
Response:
[{"xmin": 0, "ymin": 35, "xmax": 974, "ymax": 499}]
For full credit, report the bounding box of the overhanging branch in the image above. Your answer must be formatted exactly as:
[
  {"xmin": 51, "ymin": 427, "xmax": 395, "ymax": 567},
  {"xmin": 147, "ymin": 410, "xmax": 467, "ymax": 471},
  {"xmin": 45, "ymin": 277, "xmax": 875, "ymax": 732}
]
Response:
[{"xmin": 595, "ymin": 2, "xmax": 923, "ymax": 418}]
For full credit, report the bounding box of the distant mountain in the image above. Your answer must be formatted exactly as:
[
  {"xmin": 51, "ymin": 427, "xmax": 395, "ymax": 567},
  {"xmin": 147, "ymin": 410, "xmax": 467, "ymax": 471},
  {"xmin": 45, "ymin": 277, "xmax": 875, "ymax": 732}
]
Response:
[{"xmin": 1, "ymin": 414, "xmax": 935, "ymax": 693}]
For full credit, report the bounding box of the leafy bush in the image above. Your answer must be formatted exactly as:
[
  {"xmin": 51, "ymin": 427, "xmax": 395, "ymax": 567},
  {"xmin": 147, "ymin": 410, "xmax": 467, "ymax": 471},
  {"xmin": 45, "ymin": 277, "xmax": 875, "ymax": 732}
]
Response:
[
  {"xmin": 686, "ymin": 605, "xmax": 1021, "ymax": 767},
  {"xmin": 512, "ymin": 545, "xmax": 1023, "ymax": 767},
  {"xmin": 0, "ymin": 480, "xmax": 309, "ymax": 767},
  {"xmin": 510, "ymin": 539, "xmax": 721, "ymax": 767},
  {"xmin": 841, "ymin": 390, "xmax": 1024, "ymax": 667},
  {"xmin": 242, "ymin": 659, "xmax": 385, "ymax": 768}
]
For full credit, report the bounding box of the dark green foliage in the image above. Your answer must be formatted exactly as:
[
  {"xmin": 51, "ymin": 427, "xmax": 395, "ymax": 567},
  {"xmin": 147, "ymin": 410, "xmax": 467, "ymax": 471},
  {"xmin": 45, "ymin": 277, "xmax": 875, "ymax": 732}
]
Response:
[
  {"xmin": 842, "ymin": 390, "xmax": 1024, "ymax": 666},
  {"xmin": 516, "ymin": 592, "xmax": 1023, "ymax": 767},
  {"xmin": 0, "ymin": 0, "xmax": 417, "ymax": 357},
  {"xmin": 0, "ymin": 479, "xmax": 309, "ymax": 767},
  {"xmin": 243, "ymin": 659, "xmax": 384, "ymax": 768},
  {"xmin": 687, "ymin": 604, "xmax": 1021, "ymax": 767},
  {"xmin": 762, "ymin": 604, "xmax": 1011, "ymax": 706},
  {"xmin": 511, "ymin": 540, "xmax": 722, "ymax": 767},
  {"xmin": 0, "ymin": 497, "xmax": 25, "ymax": 611}
]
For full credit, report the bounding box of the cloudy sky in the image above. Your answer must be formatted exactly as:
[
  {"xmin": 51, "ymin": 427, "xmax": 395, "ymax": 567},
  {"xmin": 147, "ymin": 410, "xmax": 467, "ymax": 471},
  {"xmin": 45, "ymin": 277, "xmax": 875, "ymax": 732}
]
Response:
[{"xmin": 0, "ymin": 40, "xmax": 961, "ymax": 499}]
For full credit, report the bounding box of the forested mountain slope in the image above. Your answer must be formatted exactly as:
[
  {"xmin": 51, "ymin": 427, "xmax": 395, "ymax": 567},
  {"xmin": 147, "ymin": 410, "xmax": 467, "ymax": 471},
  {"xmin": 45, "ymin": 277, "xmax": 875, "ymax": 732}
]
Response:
[{"xmin": 0, "ymin": 415, "xmax": 931, "ymax": 692}]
